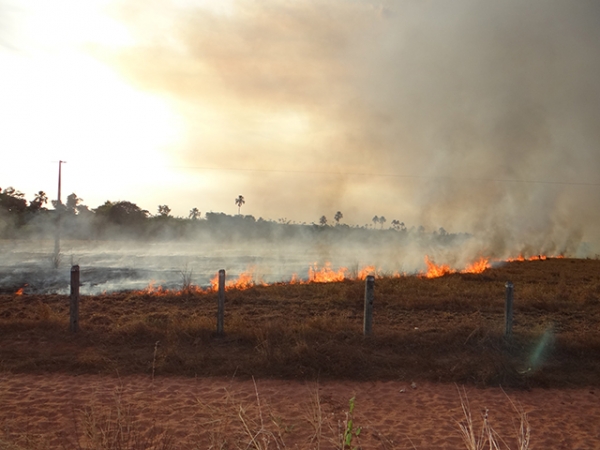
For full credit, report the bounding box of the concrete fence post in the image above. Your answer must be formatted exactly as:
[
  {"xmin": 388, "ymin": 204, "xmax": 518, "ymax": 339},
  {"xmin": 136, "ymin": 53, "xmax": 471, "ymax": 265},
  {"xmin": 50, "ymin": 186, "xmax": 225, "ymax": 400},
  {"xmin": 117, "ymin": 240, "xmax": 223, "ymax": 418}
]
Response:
[
  {"xmin": 505, "ymin": 281, "xmax": 514, "ymax": 339},
  {"xmin": 364, "ymin": 275, "xmax": 375, "ymax": 336},
  {"xmin": 217, "ymin": 269, "xmax": 226, "ymax": 336},
  {"xmin": 70, "ymin": 265, "xmax": 80, "ymax": 332}
]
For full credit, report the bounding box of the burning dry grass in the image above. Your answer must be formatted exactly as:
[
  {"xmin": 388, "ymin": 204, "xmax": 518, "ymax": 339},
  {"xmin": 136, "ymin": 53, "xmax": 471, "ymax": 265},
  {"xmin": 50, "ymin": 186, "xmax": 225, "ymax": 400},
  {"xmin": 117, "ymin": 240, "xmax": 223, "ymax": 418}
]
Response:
[
  {"xmin": 0, "ymin": 258, "xmax": 600, "ymax": 387},
  {"xmin": 129, "ymin": 254, "xmax": 501, "ymax": 296}
]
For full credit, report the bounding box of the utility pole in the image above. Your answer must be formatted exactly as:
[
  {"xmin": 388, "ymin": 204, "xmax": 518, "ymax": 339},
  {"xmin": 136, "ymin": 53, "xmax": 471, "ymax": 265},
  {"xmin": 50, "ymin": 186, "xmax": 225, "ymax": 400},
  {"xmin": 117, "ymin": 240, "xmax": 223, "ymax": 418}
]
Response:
[
  {"xmin": 57, "ymin": 160, "xmax": 65, "ymax": 205},
  {"xmin": 53, "ymin": 160, "xmax": 66, "ymax": 268}
]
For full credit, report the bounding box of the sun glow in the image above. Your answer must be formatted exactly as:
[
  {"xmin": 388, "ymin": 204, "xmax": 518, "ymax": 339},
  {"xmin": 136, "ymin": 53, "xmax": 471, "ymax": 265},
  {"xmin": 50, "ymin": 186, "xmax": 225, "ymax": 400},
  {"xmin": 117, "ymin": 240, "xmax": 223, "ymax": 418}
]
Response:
[
  {"xmin": 12, "ymin": 0, "xmax": 132, "ymax": 46},
  {"xmin": 0, "ymin": 0, "xmax": 183, "ymax": 204}
]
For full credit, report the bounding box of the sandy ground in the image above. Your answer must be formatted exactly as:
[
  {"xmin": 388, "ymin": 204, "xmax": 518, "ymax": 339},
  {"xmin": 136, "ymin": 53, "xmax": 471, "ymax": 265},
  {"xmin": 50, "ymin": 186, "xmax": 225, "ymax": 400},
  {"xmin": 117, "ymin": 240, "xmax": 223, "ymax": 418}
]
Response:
[{"xmin": 0, "ymin": 374, "xmax": 599, "ymax": 449}]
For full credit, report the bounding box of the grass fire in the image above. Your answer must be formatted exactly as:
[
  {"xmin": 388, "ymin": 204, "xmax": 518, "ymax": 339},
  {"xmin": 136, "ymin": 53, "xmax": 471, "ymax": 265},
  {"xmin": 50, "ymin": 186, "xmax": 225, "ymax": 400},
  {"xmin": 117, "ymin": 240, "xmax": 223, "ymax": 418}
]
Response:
[{"xmin": 1, "ymin": 257, "xmax": 599, "ymax": 389}]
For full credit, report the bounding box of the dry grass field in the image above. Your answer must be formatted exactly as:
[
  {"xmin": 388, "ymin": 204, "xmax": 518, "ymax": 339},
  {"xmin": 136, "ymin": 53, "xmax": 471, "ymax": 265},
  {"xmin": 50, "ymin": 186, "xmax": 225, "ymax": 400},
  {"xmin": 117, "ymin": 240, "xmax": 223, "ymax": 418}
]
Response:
[{"xmin": 1, "ymin": 257, "xmax": 599, "ymax": 388}]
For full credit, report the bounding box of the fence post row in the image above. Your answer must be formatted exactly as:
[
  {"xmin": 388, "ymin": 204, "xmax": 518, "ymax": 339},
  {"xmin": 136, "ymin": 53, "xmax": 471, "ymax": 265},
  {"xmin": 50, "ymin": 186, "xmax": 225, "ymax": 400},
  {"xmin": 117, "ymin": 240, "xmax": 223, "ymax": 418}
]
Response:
[
  {"xmin": 505, "ymin": 281, "xmax": 514, "ymax": 339},
  {"xmin": 70, "ymin": 265, "xmax": 80, "ymax": 333},
  {"xmin": 63, "ymin": 268, "xmax": 513, "ymax": 340},
  {"xmin": 363, "ymin": 275, "xmax": 375, "ymax": 336},
  {"xmin": 217, "ymin": 269, "xmax": 226, "ymax": 336}
]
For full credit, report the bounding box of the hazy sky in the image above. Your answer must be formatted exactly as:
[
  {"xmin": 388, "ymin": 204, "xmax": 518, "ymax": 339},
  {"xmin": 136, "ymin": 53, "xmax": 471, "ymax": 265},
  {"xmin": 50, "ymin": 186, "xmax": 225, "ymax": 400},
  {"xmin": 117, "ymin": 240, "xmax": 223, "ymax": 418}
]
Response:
[{"xmin": 2, "ymin": 0, "xmax": 600, "ymax": 253}]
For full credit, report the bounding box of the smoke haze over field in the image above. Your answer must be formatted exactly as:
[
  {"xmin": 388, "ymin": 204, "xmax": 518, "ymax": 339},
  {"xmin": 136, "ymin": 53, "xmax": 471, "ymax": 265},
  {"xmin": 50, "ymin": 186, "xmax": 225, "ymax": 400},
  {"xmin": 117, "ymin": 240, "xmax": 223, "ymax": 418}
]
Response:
[{"xmin": 2, "ymin": 0, "xmax": 600, "ymax": 256}]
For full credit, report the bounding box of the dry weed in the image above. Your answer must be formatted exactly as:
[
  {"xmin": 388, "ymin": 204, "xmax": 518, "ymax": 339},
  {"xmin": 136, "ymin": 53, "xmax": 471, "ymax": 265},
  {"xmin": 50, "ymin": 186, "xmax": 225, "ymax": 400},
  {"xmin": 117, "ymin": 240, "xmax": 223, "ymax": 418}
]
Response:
[
  {"xmin": 457, "ymin": 386, "xmax": 531, "ymax": 450},
  {"xmin": 192, "ymin": 377, "xmax": 292, "ymax": 450}
]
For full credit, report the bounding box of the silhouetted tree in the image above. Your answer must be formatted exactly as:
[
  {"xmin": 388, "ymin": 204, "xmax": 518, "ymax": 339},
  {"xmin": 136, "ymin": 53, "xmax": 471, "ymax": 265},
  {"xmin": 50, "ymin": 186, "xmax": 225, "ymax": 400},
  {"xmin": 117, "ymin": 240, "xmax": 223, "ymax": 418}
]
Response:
[
  {"xmin": 28, "ymin": 191, "xmax": 48, "ymax": 212},
  {"xmin": 334, "ymin": 211, "xmax": 343, "ymax": 224},
  {"xmin": 157, "ymin": 205, "xmax": 171, "ymax": 217},
  {"xmin": 189, "ymin": 207, "xmax": 200, "ymax": 220},
  {"xmin": 95, "ymin": 201, "xmax": 149, "ymax": 226},
  {"xmin": 66, "ymin": 193, "xmax": 82, "ymax": 215},
  {"xmin": 3, "ymin": 187, "xmax": 22, "ymax": 198},
  {"xmin": 372, "ymin": 216, "xmax": 379, "ymax": 228},
  {"xmin": 51, "ymin": 199, "xmax": 67, "ymax": 212},
  {"xmin": 319, "ymin": 215, "xmax": 328, "ymax": 226},
  {"xmin": 76, "ymin": 204, "xmax": 92, "ymax": 216},
  {"xmin": 0, "ymin": 187, "xmax": 27, "ymax": 214},
  {"xmin": 391, "ymin": 220, "xmax": 407, "ymax": 231},
  {"xmin": 379, "ymin": 216, "xmax": 386, "ymax": 229},
  {"xmin": 235, "ymin": 195, "xmax": 245, "ymax": 215}
]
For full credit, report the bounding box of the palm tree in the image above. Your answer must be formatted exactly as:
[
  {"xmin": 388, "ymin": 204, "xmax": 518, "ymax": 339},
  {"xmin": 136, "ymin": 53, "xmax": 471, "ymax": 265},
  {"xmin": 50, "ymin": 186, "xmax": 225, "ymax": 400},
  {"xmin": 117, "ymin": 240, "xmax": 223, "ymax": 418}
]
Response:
[
  {"xmin": 235, "ymin": 195, "xmax": 245, "ymax": 215},
  {"xmin": 189, "ymin": 207, "xmax": 200, "ymax": 220},
  {"xmin": 29, "ymin": 190, "xmax": 48, "ymax": 211},
  {"xmin": 334, "ymin": 211, "xmax": 343, "ymax": 224},
  {"xmin": 379, "ymin": 216, "xmax": 386, "ymax": 229},
  {"xmin": 372, "ymin": 216, "xmax": 379, "ymax": 228},
  {"xmin": 34, "ymin": 190, "xmax": 48, "ymax": 205}
]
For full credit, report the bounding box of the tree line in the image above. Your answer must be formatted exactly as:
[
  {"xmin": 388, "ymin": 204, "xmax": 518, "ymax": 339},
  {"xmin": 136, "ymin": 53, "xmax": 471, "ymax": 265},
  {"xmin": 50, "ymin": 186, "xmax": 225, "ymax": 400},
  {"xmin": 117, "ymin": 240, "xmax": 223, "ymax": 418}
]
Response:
[{"xmin": 0, "ymin": 186, "xmax": 461, "ymax": 243}]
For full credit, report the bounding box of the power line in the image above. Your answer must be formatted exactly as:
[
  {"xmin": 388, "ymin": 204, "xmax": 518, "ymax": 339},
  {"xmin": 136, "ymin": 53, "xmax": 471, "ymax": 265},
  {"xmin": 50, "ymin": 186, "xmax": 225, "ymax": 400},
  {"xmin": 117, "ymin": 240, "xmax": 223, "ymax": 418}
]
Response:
[
  {"xmin": 40, "ymin": 160, "xmax": 600, "ymax": 187},
  {"xmin": 167, "ymin": 164, "xmax": 600, "ymax": 187}
]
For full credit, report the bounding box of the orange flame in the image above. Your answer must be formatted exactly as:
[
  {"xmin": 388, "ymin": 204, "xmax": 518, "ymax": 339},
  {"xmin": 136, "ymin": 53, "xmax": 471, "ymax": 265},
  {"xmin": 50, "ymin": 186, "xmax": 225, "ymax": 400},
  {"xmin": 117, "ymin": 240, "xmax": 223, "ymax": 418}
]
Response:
[
  {"xmin": 228, "ymin": 271, "xmax": 256, "ymax": 290},
  {"xmin": 210, "ymin": 273, "xmax": 219, "ymax": 291},
  {"xmin": 289, "ymin": 273, "xmax": 302, "ymax": 284},
  {"xmin": 15, "ymin": 287, "xmax": 24, "ymax": 296},
  {"xmin": 423, "ymin": 253, "xmax": 562, "ymax": 279},
  {"xmin": 129, "ymin": 253, "xmax": 566, "ymax": 295},
  {"xmin": 308, "ymin": 262, "xmax": 347, "ymax": 283},
  {"xmin": 421, "ymin": 256, "xmax": 490, "ymax": 278},
  {"xmin": 139, "ymin": 281, "xmax": 169, "ymax": 296},
  {"xmin": 423, "ymin": 256, "xmax": 455, "ymax": 278},
  {"xmin": 462, "ymin": 257, "xmax": 491, "ymax": 274},
  {"xmin": 210, "ymin": 269, "xmax": 265, "ymax": 291},
  {"xmin": 357, "ymin": 265, "xmax": 377, "ymax": 280}
]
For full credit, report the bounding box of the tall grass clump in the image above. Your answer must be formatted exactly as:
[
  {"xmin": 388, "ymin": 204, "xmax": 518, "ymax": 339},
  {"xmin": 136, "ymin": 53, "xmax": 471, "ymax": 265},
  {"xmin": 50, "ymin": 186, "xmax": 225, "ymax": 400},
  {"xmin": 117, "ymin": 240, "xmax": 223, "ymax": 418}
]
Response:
[
  {"xmin": 457, "ymin": 387, "xmax": 530, "ymax": 450},
  {"xmin": 192, "ymin": 378, "xmax": 290, "ymax": 450}
]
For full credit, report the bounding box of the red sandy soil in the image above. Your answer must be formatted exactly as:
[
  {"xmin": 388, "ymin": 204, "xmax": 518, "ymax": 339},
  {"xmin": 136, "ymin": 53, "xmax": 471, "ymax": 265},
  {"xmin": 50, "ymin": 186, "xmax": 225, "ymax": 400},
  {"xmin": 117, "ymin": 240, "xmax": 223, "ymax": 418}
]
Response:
[{"xmin": 0, "ymin": 373, "xmax": 598, "ymax": 449}]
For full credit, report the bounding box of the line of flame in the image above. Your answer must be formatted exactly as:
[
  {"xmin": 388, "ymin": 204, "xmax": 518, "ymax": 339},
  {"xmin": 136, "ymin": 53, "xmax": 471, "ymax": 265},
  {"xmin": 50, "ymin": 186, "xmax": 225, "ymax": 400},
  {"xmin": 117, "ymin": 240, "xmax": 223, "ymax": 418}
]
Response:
[
  {"xmin": 423, "ymin": 253, "xmax": 564, "ymax": 279},
  {"xmin": 129, "ymin": 253, "xmax": 564, "ymax": 295}
]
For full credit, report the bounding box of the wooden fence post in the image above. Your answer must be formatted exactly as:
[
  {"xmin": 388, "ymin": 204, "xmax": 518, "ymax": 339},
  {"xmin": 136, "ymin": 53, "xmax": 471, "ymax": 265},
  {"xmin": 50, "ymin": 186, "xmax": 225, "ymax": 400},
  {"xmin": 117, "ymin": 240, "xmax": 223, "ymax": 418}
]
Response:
[
  {"xmin": 505, "ymin": 281, "xmax": 514, "ymax": 339},
  {"xmin": 217, "ymin": 269, "xmax": 226, "ymax": 336},
  {"xmin": 70, "ymin": 265, "xmax": 80, "ymax": 333},
  {"xmin": 364, "ymin": 275, "xmax": 375, "ymax": 336}
]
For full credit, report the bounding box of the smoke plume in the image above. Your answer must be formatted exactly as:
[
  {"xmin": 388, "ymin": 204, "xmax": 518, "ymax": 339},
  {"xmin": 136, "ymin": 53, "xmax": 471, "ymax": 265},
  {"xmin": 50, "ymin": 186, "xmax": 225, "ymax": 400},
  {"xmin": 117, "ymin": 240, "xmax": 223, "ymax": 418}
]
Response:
[{"xmin": 99, "ymin": 0, "xmax": 600, "ymax": 257}]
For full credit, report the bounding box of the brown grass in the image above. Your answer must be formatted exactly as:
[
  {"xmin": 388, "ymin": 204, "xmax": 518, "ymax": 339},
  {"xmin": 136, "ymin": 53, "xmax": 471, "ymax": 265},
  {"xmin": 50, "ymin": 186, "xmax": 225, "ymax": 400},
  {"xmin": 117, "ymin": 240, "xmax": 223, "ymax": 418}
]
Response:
[{"xmin": 1, "ymin": 258, "xmax": 600, "ymax": 388}]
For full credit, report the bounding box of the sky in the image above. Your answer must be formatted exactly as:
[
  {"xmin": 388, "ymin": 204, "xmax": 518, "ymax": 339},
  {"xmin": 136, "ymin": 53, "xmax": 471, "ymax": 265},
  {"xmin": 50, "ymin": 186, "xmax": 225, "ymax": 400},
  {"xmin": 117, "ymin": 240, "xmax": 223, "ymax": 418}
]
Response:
[{"xmin": 2, "ymin": 0, "xmax": 600, "ymax": 254}]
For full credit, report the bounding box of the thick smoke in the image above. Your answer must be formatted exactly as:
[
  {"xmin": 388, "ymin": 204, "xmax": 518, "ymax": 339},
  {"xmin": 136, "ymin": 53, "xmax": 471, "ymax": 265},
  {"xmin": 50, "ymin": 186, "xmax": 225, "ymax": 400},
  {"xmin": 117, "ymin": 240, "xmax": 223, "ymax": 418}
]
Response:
[
  {"xmin": 103, "ymin": 0, "xmax": 600, "ymax": 258},
  {"xmin": 3, "ymin": 0, "xmax": 596, "ymax": 295}
]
